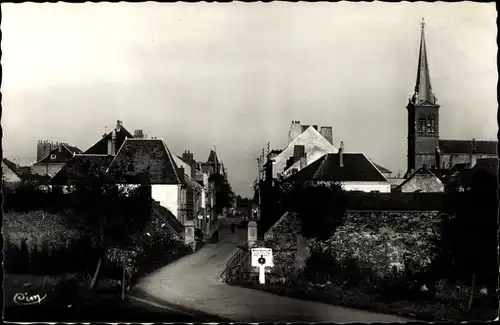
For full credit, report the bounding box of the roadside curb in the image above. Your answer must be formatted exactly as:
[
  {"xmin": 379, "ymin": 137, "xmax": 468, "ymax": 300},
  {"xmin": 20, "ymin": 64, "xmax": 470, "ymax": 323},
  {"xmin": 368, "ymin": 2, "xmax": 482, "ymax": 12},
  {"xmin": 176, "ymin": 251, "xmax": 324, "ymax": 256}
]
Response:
[{"xmin": 128, "ymin": 288, "xmax": 233, "ymax": 322}]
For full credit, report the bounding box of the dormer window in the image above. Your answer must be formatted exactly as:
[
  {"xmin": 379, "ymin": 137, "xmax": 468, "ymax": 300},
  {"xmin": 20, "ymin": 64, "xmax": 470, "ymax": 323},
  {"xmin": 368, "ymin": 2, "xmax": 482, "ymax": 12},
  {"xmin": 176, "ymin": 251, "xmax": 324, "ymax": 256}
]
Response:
[{"xmin": 50, "ymin": 154, "xmax": 56, "ymax": 160}]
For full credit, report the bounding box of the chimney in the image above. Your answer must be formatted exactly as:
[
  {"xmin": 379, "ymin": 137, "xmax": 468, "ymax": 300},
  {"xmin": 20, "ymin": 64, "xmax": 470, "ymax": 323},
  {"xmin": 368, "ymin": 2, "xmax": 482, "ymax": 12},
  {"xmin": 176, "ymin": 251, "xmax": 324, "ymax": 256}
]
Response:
[
  {"xmin": 134, "ymin": 129, "xmax": 144, "ymax": 139},
  {"xmin": 299, "ymin": 154, "xmax": 307, "ymax": 169},
  {"xmin": 293, "ymin": 145, "xmax": 305, "ymax": 162},
  {"xmin": 177, "ymin": 167, "xmax": 185, "ymax": 183},
  {"xmin": 435, "ymin": 146, "xmax": 442, "ymax": 170},
  {"xmin": 58, "ymin": 144, "xmax": 63, "ymax": 153},
  {"xmin": 288, "ymin": 120, "xmax": 303, "ymax": 144},
  {"xmin": 265, "ymin": 159, "xmax": 274, "ymax": 184},
  {"xmin": 470, "ymin": 139, "xmax": 477, "ymax": 167},
  {"xmin": 116, "ymin": 120, "xmax": 123, "ymax": 132},
  {"xmin": 108, "ymin": 130, "xmax": 116, "ymax": 155},
  {"xmin": 339, "ymin": 141, "xmax": 344, "ymax": 167},
  {"xmin": 319, "ymin": 126, "xmax": 334, "ymax": 145}
]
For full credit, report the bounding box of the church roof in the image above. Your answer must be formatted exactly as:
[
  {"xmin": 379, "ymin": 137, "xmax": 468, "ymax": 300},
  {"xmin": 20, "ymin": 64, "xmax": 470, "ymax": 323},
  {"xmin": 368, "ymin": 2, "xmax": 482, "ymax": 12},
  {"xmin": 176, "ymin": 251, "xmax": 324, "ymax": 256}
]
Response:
[
  {"xmin": 439, "ymin": 139, "xmax": 497, "ymax": 155},
  {"xmin": 286, "ymin": 153, "xmax": 388, "ymax": 183},
  {"xmin": 412, "ymin": 18, "xmax": 437, "ymax": 106}
]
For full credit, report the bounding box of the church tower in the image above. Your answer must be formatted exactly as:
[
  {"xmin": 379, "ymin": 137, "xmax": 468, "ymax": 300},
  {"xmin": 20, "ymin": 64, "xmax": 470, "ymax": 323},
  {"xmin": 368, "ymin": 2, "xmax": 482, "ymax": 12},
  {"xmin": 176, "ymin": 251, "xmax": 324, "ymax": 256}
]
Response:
[{"xmin": 406, "ymin": 18, "xmax": 440, "ymax": 177}]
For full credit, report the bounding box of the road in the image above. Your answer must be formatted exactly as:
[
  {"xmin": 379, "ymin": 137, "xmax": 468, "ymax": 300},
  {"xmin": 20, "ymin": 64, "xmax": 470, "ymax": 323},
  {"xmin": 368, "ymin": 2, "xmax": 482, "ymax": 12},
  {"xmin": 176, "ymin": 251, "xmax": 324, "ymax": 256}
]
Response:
[{"xmin": 133, "ymin": 217, "xmax": 413, "ymax": 322}]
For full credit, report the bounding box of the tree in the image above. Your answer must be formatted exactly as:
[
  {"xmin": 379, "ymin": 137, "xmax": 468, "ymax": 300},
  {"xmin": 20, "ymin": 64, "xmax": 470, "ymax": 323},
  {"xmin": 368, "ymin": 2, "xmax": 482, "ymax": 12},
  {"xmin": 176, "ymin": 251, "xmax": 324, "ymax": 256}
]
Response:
[
  {"xmin": 68, "ymin": 162, "xmax": 152, "ymax": 290},
  {"xmin": 209, "ymin": 172, "xmax": 235, "ymax": 214},
  {"xmin": 278, "ymin": 181, "xmax": 346, "ymax": 241}
]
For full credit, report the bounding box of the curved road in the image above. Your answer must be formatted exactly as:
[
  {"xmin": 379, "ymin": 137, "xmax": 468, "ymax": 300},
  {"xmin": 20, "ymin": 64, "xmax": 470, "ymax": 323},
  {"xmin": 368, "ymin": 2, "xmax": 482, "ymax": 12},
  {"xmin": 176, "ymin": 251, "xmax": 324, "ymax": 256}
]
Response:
[{"xmin": 133, "ymin": 217, "xmax": 412, "ymax": 322}]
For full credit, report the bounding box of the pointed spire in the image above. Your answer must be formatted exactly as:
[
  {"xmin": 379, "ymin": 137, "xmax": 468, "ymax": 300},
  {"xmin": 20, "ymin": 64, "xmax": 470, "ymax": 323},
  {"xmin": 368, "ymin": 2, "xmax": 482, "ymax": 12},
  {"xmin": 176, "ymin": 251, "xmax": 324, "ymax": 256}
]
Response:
[{"xmin": 412, "ymin": 17, "xmax": 436, "ymax": 105}]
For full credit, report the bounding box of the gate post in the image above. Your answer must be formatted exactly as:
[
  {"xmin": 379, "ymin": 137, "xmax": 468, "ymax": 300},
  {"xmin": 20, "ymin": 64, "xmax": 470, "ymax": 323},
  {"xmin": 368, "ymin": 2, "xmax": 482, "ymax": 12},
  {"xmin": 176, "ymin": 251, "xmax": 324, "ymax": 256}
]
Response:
[
  {"xmin": 248, "ymin": 220, "xmax": 258, "ymax": 248},
  {"xmin": 184, "ymin": 220, "xmax": 195, "ymax": 250}
]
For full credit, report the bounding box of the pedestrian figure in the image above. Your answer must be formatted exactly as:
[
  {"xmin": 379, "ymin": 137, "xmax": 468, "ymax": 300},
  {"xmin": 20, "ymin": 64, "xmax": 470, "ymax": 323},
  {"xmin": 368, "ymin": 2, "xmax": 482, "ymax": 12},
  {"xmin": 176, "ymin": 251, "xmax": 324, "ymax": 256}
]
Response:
[{"xmin": 230, "ymin": 223, "xmax": 236, "ymax": 234}]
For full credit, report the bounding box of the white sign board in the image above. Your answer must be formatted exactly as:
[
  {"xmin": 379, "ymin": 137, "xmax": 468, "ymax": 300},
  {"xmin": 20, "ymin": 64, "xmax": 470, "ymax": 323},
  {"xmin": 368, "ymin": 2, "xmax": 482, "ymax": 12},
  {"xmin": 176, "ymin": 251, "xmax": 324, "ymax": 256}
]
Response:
[
  {"xmin": 251, "ymin": 247, "xmax": 274, "ymax": 284},
  {"xmin": 251, "ymin": 248, "xmax": 273, "ymax": 267}
]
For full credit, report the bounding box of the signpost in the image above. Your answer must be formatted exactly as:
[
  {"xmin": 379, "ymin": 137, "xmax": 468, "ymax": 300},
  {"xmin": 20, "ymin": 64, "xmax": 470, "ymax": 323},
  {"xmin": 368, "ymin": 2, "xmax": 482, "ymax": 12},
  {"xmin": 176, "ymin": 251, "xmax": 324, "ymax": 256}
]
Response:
[{"xmin": 251, "ymin": 247, "xmax": 273, "ymax": 284}]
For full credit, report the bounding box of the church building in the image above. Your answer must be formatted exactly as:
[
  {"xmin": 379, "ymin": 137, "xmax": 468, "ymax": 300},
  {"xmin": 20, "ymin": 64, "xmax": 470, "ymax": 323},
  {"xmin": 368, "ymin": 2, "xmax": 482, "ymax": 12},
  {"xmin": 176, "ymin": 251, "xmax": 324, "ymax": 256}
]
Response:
[{"xmin": 405, "ymin": 19, "xmax": 496, "ymax": 178}]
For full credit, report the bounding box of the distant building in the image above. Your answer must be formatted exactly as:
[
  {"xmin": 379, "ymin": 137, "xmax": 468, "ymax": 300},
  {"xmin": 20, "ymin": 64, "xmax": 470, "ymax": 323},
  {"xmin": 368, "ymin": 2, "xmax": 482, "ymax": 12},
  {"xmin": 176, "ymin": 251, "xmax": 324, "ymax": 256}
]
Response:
[
  {"xmin": 31, "ymin": 142, "xmax": 82, "ymax": 177},
  {"xmin": 405, "ymin": 19, "xmax": 496, "ymax": 177},
  {"xmin": 394, "ymin": 165, "xmax": 444, "ymax": 193},
  {"xmin": 84, "ymin": 120, "xmax": 134, "ymax": 155},
  {"xmin": 283, "ymin": 142, "xmax": 391, "ymax": 193},
  {"xmin": 272, "ymin": 123, "xmax": 339, "ymax": 180}
]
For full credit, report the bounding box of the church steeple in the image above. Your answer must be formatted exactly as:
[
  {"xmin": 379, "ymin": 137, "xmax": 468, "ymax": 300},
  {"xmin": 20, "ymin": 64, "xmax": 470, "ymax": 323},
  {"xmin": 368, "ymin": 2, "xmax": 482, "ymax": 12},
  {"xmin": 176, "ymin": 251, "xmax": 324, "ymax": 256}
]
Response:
[{"xmin": 412, "ymin": 17, "xmax": 437, "ymax": 105}]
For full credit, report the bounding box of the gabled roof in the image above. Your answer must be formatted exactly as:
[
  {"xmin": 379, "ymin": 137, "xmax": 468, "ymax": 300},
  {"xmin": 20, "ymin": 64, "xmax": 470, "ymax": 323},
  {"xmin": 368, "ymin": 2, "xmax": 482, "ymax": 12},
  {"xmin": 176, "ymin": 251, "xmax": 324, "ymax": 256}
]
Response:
[
  {"xmin": 84, "ymin": 125, "xmax": 134, "ymax": 155},
  {"xmin": 273, "ymin": 126, "xmax": 338, "ymax": 178},
  {"xmin": 439, "ymin": 139, "xmax": 497, "ymax": 155},
  {"xmin": 35, "ymin": 145, "xmax": 82, "ymax": 164},
  {"xmin": 48, "ymin": 154, "xmax": 115, "ymax": 185},
  {"xmin": 152, "ymin": 201, "xmax": 184, "ymax": 234},
  {"xmin": 2, "ymin": 158, "xmax": 23, "ymax": 178},
  {"xmin": 183, "ymin": 174, "xmax": 204, "ymax": 191},
  {"xmin": 207, "ymin": 149, "xmax": 219, "ymax": 166},
  {"xmin": 107, "ymin": 139, "xmax": 181, "ymax": 184},
  {"xmin": 395, "ymin": 167, "xmax": 442, "ymax": 191},
  {"xmin": 286, "ymin": 153, "xmax": 388, "ymax": 183},
  {"xmin": 283, "ymin": 146, "xmax": 330, "ymax": 177},
  {"xmin": 372, "ymin": 162, "xmax": 392, "ymax": 174},
  {"xmin": 472, "ymin": 158, "xmax": 498, "ymax": 175}
]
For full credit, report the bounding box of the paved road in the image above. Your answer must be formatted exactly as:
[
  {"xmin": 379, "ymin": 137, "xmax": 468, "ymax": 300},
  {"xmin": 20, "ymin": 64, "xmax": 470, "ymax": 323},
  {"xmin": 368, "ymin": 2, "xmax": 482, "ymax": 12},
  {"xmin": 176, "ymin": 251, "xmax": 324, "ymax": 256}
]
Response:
[{"xmin": 133, "ymin": 217, "xmax": 413, "ymax": 322}]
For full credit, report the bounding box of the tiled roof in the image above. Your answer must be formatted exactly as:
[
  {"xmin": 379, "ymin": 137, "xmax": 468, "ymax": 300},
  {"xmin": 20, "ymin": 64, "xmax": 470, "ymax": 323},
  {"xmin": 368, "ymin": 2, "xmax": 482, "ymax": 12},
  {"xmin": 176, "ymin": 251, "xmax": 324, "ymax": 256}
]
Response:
[
  {"xmin": 395, "ymin": 167, "xmax": 442, "ymax": 191},
  {"xmin": 2, "ymin": 158, "xmax": 23, "ymax": 178},
  {"xmin": 183, "ymin": 174, "xmax": 204, "ymax": 191},
  {"xmin": 152, "ymin": 201, "xmax": 184, "ymax": 234},
  {"xmin": 107, "ymin": 139, "xmax": 181, "ymax": 184},
  {"xmin": 472, "ymin": 158, "xmax": 498, "ymax": 175},
  {"xmin": 439, "ymin": 139, "xmax": 497, "ymax": 155},
  {"xmin": 49, "ymin": 154, "xmax": 115, "ymax": 185},
  {"xmin": 35, "ymin": 145, "xmax": 81, "ymax": 164},
  {"xmin": 207, "ymin": 150, "xmax": 219, "ymax": 166},
  {"xmin": 372, "ymin": 162, "xmax": 392, "ymax": 174},
  {"xmin": 286, "ymin": 153, "xmax": 388, "ymax": 183},
  {"xmin": 84, "ymin": 126, "xmax": 134, "ymax": 155}
]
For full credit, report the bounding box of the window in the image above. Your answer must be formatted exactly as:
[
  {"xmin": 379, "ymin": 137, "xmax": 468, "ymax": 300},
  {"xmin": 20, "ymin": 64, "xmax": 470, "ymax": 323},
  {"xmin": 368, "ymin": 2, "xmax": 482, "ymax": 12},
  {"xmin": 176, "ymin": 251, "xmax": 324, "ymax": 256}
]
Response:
[
  {"xmin": 418, "ymin": 118, "xmax": 426, "ymax": 135},
  {"xmin": 50, "ymin": 154, "xmax": 56, "ymax": 160},
  {"xmin": 428, "ymin": 117, "xmax": 436, "ymax": 134}
]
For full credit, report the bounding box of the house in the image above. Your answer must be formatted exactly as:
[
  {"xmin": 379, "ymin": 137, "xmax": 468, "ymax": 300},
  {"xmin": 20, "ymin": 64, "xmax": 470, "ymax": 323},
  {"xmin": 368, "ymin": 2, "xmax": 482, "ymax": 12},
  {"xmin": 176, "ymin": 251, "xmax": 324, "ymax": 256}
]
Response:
[
  {"xmin": 105, "ymin": 138, "xmax": 189, "ymax": 223},
  {"xmin": 31, "ymin": 142, "xmax": 82, "ymax": 177},
  {"xmin": 394, "ymin": 165, "xmax": 444, "ymax": 193},
  {"xmin": 48, "ymin": 154, "xmax": 115, "ymax": 192},
  {"xmin": 3, "ymin": 158, "xmax": 50, "ymax": 188},
  {"xmin": 445, "ymin": 158, "xmax": 498, "ymax": 193},
  {"xmin": 270, "ymin": 124, "xmax": 339, "ymax": 180},
  {"xmin": 372, "ymin": 161, "xmax": 393, "ymax": 179},
  {"xmin": 284, "ymin": 142, "xmax": 391, "ymax": 193},
  {"xmin": 405, "ymin": 20, "xmax": 496, "ymax": 176},
  {"xmin": 2, "ymin": 158, "xmax": 23, "ymax": 187},
  {"xmin": 84, "ymin": 120, "xmax": 134, "ymax": 155}
]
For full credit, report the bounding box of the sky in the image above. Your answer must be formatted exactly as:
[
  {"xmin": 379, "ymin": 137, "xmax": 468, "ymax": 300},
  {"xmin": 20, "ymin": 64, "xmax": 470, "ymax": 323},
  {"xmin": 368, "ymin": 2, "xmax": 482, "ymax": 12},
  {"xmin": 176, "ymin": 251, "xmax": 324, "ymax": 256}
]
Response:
[{"xmin": 1, "ymin": 2, "xmax": 497, "ymax": 198}]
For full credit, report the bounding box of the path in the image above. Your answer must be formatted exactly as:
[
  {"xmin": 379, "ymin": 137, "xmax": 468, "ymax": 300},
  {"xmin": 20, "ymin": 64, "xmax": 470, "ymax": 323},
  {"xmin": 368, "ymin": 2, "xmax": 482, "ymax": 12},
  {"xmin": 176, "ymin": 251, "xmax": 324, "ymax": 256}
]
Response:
[{"xmin": 132, "ymin": 217, "xmax": 412, "ymax": 322}]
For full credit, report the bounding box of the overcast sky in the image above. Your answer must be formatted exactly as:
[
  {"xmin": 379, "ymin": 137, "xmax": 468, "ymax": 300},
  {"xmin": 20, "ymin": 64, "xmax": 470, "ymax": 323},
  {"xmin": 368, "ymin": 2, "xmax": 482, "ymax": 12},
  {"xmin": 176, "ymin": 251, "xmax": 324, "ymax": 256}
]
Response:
[{"xmin": 2, "ymin": 2, "xmax": 497, "ymax": 198}]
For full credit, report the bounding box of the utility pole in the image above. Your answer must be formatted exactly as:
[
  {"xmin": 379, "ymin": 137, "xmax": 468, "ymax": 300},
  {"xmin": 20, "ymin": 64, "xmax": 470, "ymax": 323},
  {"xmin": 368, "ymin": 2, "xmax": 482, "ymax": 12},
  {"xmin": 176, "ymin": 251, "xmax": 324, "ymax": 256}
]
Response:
[{"xmin": 267, "ymin": 142, "xmax": 270, "ymax": 158}]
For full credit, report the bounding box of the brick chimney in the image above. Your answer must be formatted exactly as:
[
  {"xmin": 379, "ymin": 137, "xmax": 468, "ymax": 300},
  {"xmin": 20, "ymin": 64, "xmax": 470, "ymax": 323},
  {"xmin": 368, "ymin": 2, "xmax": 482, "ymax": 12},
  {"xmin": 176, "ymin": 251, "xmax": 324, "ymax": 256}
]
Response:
[
  {"xmin": 108, "ymin": 130, "xmax": 116, "ymax": 155},
  {"xmin": 339, "ymin": 141, "xmax": 344, "ymax": 167},
  {"xmin": 182, "ymin": 150, "xmax": 194, "ymax": 164},
  {"xmin": 319, "ymin": 126, "xmax": 334, "ymax": 145},
  {"xmin": 177, "ymin": 167, "xmax": 185, "ymax": 183},
  {"xmin": 288, "ymin": 120, "xmax": 303, "ymax": 144},
  {"xmin": 435, "ymin": 146, "xmax": 442, "ymax": 170},
  {"xmin": 116, "ymin": 120, "xmax": 123, "ymax": 132},
  {"xmin": 293, "ymin": 145, "xmax": 305, "ymax": 163},
  {"xmin": 58, "ymin": 143, "xmax": 63, "ymax": 153},
  {"xmin": 134, "ymin": 129, "xmax": 144, "ymax": 139}
]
